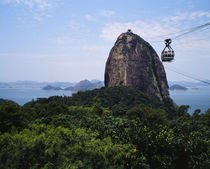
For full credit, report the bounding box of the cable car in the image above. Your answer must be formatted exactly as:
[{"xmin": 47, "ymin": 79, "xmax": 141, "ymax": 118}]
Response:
[
  {"xmin": 127, "ymin": 29, "xmax": 132, "ymax": 34},
  {"xmin": 161, "ymin": 38, "xmax": 174, "ymax": 62}
]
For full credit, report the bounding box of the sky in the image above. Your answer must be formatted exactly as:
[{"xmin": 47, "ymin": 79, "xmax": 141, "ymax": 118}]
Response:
[{"xmin": 0, "ymin": 0, "xmax": 210, "ymax": 82}]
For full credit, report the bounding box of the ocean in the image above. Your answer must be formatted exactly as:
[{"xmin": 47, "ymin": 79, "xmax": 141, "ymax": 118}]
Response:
[
  {"xmin": 169, "ymin": 86, "xmax": 210, "ymax": 113},
  {"xmin": 0, "ymin": 88, "xmax": 72, "ymax": 105},
  {"xmin": 0, "ymin": 86, "xmax": 209, "ymax": 114}
]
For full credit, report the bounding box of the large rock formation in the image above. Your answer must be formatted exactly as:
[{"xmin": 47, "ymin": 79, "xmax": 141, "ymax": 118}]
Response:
[{"xmin": 104, "ymin": 30, "xmax": 169, "ymax": 101}]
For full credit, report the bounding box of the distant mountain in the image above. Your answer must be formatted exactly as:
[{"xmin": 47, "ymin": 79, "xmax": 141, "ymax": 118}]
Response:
[
  {"xmin": 48, "ymin": 82, "xmax": 76, "ymax": 88},
  {"xmin": 0, "ymin": 81, "xmax": 75, "ymax": 88},
  {"xmin": 168, "ymin": 81, "xmax": 210, "ymax": 87},
  {"xmin": 64, "ymin": 86, "xmax": 74, "ymax": 91},
  {"xmin": 71, "ymin": 80, "xmax": 104, "ymax": 92},
  {"xmin": 90, "ymin": 79, "xmax": 101, "ymax": 83},
  {"xmin": 40, "ymin": 80, "xmax": 104, "ymax": 92},
  {"xmin": 169, "ymin": 84, "xmax": 187, "ymax": 91},
  {"xmin": 71, "ymin": 80, "xmax": 92, "ymax": 91},
  {"xmin": 1, "ymin": 80, "xmax": 209, "ymax": 89},
  {"xmin": 42, "ymin": 85, "xmax": 63, "ymax": 90},
  {"xmin": 0, "ymin": 80, "xmax": 104, "ymax": 92}
]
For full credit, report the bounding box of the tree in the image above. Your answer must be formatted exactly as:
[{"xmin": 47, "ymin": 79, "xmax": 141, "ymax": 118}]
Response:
[{"xmin": 0, "ymin": 101, "xmax": 24, "ymax": 132}]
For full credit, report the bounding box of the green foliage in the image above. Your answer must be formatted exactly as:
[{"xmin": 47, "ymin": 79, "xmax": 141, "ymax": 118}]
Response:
[
  {"xmin": 126, "ymin": 106, "xmax": 168, "ymax": 127},
  {"xmin": 33, "ymin": 102, "xmax": 69, "ymax": 118},
  {"xmin": 26, "ymin": 86, "xmax": 175, "ymax": 117},
  {"xmin": 0, "ymin": 124, "xmax": 147, "ymax": 169},
  {"xmin": 0, "ymin": 101, "xmax": 25, "ymax": 132},
  {"xmin": 0, "ymin": 87, "xmax": 209, "ymax": 169},
  {"xmin": 177, "ymin": 105, "xmax": 190, "ymax": 117},
  {"xmin": 0, "ymin": 98, "xmax": 9, "ymax": 103}
]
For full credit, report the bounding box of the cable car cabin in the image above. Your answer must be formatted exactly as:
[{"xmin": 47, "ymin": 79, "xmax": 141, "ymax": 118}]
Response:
[
  {"xmin": 161, "ymin": 39, "xmax": 175, "ymax": 62},
  {"xmin": 161, "ymin": 50, "xmax": 174, "ymax": 62}
]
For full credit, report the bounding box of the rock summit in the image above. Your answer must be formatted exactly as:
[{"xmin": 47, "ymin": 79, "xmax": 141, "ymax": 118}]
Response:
[{"xmin": 104, "ymin": 30, "xmax": 170, "ymax": 101}]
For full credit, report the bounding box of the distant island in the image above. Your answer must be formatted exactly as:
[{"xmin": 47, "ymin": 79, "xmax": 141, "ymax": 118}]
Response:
[
  {"xmin": 42, "ymin": 85, "xmax": 63, "ymax": 91},
  {"xmin": 42, "ymin": 80, "xmax": 104, "ymax": 92},
  {"xmin": 169, "ymin": 84, "xmax": 187, "ymax": 91},
  {"xmin": 0, "ymin": 80, "xmax": 206, "ymax": 90},
  {"xmin": 0, "ymin": 81, "xmax": 75, "ymax": 89},
  {"xmin": 64, "ymin": 86, "xmax": 74, "ymax": 91}
]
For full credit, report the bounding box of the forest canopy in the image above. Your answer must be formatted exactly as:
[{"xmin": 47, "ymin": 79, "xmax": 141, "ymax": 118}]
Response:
[{"xmin": 0, "ymin": 86, "xmax": 209, "ymax": 169}]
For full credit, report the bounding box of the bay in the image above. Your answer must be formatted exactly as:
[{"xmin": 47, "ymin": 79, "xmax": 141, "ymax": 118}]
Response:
[
  {"xmin": 0, "ymin": 88, "xmax": 72, "ymax": 105},
  {"xmin": 170, "ymin": 86, "xmax": 210, "ymax": 113},
  {"xmin": 0, "ymin": 86, "xmax": 209, "ymax": 114}
]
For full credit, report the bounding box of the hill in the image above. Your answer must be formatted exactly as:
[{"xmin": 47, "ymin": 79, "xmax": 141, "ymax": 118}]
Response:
[{"xmin": 27, "ymin": 86, "xmax": 176, "ymax": 118}]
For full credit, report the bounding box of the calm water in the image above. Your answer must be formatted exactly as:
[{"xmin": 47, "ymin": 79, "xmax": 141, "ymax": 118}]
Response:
[
  {"xmin": 0, "ymin": 87, "xmax": 209, "ymax": 114},
  {"xmin": 0, "ymin": 88, "xmax": 72, "ymax": 105},
  {"xmin": 170, "ymin": 86, "xmax": 210, "ymax": 113}
]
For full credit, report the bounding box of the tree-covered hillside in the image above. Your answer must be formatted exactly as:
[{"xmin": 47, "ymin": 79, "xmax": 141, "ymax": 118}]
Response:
[
  {"xmin": 26, "ymin": 86, "xmax": 176, "ymax": 118},
  {"xmin": 0, "ymin": 87, "xmax": 209, "ymax": 169}
]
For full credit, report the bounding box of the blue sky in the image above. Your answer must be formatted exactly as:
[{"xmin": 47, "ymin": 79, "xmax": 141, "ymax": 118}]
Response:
[{"xmin": 0, "ymin": 0, "xmax": 210, "ymax": 82}]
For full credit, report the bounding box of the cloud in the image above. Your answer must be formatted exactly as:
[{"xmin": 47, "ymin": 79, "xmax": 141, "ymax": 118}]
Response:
[
  {"xmin": 100, "ymin": 10, "xmax": 115, "ymax": 17},
  {"xmin": 189, "ymin": 11, "xmax": 210, "ymax": 19},
  {"xmin": 173, "ymin": 35, "xmax": 210, "ymax": 53},
  {"xmin": 4, "ymin": 0, "xmax": 52, "ymax": 9},
  {"xmin": 163, "ymin": 11, "xmax": 210, "ymax": 22},
  {"xmin": 85, "ymin": 14, "xmax": 94, "ymax": 21},
  {"xmin": 69, "ymin": 20, "xmax": 81, "ymax": 29},
  {"xmin": 100, "ymin": 10, "xmax": 210, "ymax": 45},
  {"xmin": 85, "ymin": 10, "xmax": 116, "ymax": 21},
  {"xmin": 100, "ymin": 21, "xmax": 178, "ymax": 42},
  {"xmin": 99, "ymin": 18, "xmax": 210, "ymax": 60},
  {"xmin": 3, "ymin": 0, "xmax": 58, "ymax": 21}
]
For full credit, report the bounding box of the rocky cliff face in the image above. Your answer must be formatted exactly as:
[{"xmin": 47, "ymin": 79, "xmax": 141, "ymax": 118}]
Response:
[{"xmin": 104, "ymin": 31, "xmax": 169, "ymax": 101}]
